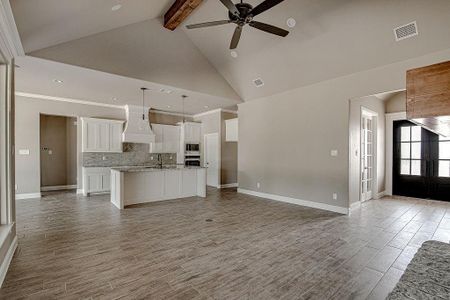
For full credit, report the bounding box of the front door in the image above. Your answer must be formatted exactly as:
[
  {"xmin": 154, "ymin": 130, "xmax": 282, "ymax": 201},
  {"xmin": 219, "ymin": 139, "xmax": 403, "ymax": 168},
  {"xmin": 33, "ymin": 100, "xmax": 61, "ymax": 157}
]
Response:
[{"xmin": 393, "ymin": 120, "xmax": 450, "ymax": 201}]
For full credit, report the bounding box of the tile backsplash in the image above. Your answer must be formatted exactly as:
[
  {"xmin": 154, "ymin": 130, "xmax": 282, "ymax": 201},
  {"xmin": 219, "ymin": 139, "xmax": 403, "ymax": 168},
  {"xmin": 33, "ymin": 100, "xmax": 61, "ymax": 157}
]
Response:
[{"xmin": 82, "ymin": 143, "xmax": 177, "ymax": 167}]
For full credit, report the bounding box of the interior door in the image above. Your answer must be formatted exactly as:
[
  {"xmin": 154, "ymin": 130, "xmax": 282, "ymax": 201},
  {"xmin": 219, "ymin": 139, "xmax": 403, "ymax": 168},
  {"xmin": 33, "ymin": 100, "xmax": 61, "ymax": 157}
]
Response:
[
  {"xmin": 393, "ymin": 120, "xmax": 450, "ymax": 201},
  {"xmin": 204, "ymin": 133, "xmax": 219, "ymax": 188},
  {"xmin": 360, "ymin": 114, "xmax": 374, "ymax": 201}
]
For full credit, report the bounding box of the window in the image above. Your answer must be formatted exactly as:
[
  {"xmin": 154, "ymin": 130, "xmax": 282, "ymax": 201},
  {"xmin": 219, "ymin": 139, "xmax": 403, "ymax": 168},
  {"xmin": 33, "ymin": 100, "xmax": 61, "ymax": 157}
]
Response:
[
  {"xmin": 438, "ymin": 135, "xmax": 450, "ymax": 177},
  {"xmin": 400, "ymin": 126, "xmax": 421, "ymax": 176}
]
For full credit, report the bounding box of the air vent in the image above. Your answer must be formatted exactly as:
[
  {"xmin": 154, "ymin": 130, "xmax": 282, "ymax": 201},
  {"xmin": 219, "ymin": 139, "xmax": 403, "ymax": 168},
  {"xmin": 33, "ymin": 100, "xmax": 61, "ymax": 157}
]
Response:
[
  {"xmin": 394, "ymin": 21, "xmax": 418, "ymax": 41},
  {"xmin": 253, "ymin": 78, "xmax": 264, "ymax": 87}
]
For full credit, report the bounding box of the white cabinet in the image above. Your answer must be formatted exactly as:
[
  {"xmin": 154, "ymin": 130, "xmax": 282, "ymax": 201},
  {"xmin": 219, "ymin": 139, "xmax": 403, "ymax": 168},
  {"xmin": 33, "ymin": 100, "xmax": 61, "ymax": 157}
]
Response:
[
  {"xmin": 164, "ymin": 170, "xmax": 182, "ymax": 198},
  {"xmin": 150, "ymin": 124, "xmax": 164, "ymax": 153},
  {"xmin": 149, "ymin": 124, "xmax": 180, "ymax": 153},
  {"xmin": 82, "ymin": 167, "xmax": 110, "ymax": 195},
  {"xmin": 81, "ymin": 117, "xmax": 124, "ymax": 153},
  {"xmin": 163, "ymin": 125, "xmax": 180, "ymax": 153},
  {"xmin": 183, "ymin": 122, "xmax": 201, "ymax": 144},
  {"xmin": 225, "ymin": 118, "xmax": 238, "ymax": 142},
  {"xmin": 182, "ymin": 169, "xmax": 197, "ymax": 196}
]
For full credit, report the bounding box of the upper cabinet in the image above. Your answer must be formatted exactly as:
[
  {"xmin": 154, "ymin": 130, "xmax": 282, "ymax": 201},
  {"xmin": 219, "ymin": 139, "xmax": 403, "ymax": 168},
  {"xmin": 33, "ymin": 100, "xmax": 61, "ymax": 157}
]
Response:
[
  {"xmin": 81, "ymin": 117, "xmax": 124, "ymax": 153},
  {"xmin": 225, "ymin": 118, "xmax": 238, "ymax": 142},
  {"xmin": 149, "ymin": 124, "xmax": 180, "ymax": 153},
  {"xmin": 182, "ymin": 122, "xmax": 201, "ymax": 144}
]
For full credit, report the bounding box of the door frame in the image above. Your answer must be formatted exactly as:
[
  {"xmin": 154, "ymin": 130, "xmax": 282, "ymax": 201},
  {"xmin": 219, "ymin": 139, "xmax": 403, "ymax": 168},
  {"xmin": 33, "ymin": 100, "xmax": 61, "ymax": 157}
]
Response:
[
  {"xmin": 385, "ymin": 112, "xmax": 407, "ymax": 196},
  {"xmin": 203, "ymin": 133, "xmax": 221, "ymax": 188},
  {"xmin": 359, "ymin": 107, "xmax": 378, "ymax": 202}
]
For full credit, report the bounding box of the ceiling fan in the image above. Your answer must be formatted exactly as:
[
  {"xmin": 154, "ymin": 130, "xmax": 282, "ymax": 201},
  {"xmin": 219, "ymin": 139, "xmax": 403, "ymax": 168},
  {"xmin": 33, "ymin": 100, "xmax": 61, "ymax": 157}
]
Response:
[{"xmin": 186, "ymin": 0, "xmax": 289, "ymax": 49}]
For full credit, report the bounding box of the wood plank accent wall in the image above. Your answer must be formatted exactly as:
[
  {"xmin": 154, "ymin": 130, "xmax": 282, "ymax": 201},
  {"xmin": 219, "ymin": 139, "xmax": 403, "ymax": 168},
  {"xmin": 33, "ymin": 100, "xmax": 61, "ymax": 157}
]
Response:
[
  {"xmin": 406, "ymin": 61, "xmax": 450, "ymax": 137},
  {"xmin": 164, "ymin": 0, "xmax": 203, "ymax": 31}
]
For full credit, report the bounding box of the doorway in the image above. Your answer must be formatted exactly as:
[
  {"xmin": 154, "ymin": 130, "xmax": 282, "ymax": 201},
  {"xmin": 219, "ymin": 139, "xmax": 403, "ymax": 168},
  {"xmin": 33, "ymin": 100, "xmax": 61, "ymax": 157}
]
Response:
[
  {"xmin": 393, "ymin": 120, "xmax": 450, "ymax": 201},
  {"xmin": 40, "ymin": 114, "xmax": 77, "ymax": 191},
  {"xmin": 204, "ymin": 133, "xmax": 220, "ymax": 188}
]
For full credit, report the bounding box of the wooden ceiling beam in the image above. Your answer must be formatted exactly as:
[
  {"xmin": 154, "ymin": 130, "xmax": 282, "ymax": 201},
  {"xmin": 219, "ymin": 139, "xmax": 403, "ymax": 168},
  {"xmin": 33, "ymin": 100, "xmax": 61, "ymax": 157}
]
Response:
[{"xmin": 164, "ymin": 0, "xmax": 203, "ymax": 31}]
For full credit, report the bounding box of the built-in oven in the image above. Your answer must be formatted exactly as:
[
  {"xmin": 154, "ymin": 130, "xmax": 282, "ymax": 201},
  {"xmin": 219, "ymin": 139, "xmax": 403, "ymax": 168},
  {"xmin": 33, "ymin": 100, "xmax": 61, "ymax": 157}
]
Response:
[
  {"xmin": 185, "ymin": 155, "xmax": 201, "ymax": 167},
  {"xmin": 185, "ymin": 143, "xmax": 200, "ymax": 154}
]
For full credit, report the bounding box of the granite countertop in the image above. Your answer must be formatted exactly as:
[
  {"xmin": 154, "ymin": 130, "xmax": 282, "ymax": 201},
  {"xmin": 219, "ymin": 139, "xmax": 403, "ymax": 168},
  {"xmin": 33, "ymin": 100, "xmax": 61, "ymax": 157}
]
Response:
[{"xmin": 110, "ymin": 165, "xmax": 206, "ymax": 173}]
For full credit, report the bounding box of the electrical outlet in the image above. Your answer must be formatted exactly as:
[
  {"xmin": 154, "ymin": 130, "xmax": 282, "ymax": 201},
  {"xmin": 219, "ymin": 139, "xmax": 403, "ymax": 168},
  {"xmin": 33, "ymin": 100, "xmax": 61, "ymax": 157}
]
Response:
[
  {"xmin": 48, "ymin": 150, "xmax": 53, "ymax": 155},
  {"xmin": 333, "ymin": 193, "xmax": 338, "ymax": 200},
  {"xmin": 102, "ymin": 156, "xmax": 107, "ymax": 161},
  {"xmin": 150, "ymin": 156, "xmax": 154, "ymax": 160},
  {"xmin": 331, "ymin": 150, "xmax": 338, "ymax": 157},
  {"xmin": 257, "ymin": 182, "xmax": 261, "ymax": 189}
]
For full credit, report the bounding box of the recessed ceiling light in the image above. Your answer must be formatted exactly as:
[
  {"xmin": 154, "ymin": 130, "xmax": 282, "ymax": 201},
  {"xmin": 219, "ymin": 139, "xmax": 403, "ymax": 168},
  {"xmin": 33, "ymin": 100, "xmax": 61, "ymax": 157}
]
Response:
[
  {"xmin": 230, "ymin": 51, "xmax": 238, "ymax": 58},
  {"xmin": 53, "ymin": 79, "xmax": 63, "ymax": 83},
  {"xmin": 167, "ymin": 105, "xmax": 171, "ymax": 108},
  {"xmin": 166, "ymin": 90, "xmax": 173, "ymax": 94},
  {"xmin": 204, "ymin": 105, "xmax": 209, "ymax": 109},
  {"xmin": 287, "ymin": 18, "xmax": 296, "ymax": 28},
  {"xmin": 111, "ymin": 4, "xmax": 122, "ymax": 11},
  {"xmin": 112, "ymin": 97, "xmax": 118, "ymax": 101}
]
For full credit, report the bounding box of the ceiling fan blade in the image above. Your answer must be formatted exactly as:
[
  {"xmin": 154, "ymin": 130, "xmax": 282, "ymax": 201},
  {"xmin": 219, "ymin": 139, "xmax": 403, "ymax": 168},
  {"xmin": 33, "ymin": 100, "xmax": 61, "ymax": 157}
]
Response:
[
  {"xmin": 219, "ymin": 0, "xmax": 240, "ymax": 16},
  {"xmin": 230, "ymin": 26, "xmax": 243, "ymax": 49},
  {"xmin": 186, "ymin": 20, "xmax": 231, "ymax": 29},
  {"xmin": 249, "ymin": 21, "xmax": 289, "ymax": 37},
  {"xmin": 250, "ymin": 0, "xmax": 285, "ymax": 17}
]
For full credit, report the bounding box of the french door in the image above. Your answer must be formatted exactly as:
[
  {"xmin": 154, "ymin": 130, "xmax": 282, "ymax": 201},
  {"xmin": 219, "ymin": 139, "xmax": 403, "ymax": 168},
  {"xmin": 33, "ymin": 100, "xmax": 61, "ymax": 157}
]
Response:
[
  {"xmin": 361, "ymin": 114, "xmax": 374, "ymax": 201},
  {"xmin": 393, "ymin": 120, "xmax": 450, "ymax": 201}
]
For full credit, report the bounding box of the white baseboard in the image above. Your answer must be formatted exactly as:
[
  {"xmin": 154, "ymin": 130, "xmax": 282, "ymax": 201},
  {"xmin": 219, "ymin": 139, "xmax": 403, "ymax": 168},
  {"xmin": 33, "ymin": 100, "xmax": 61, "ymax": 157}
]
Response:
[
  {"xmin": 350, "ymin": 201, "xmax": 361, "ymax": 211},
  {"xmin": 0, "ymin": 235, "xmax": 17, "ymax": 287},
  {"xmin": 220, "ymin": 183, "xmax": 238, "ymax": 189},
  {"xmin": 41, "ymin": 185, "xmax": 77, "ymax": 192},
  {"xmin": 76, "ymin": 189, "xmax": 84, "ymax": 195},
  {"xmin": 238, "ymin": 188, "xmax": 348, "ymax": 215},
  {"xmin": 15, "ymin": 192, "xmax": 41, "ymax": 200},
  {"xmin": 374, "ymin": 190, "xmax": 386, "ymax": 199}
]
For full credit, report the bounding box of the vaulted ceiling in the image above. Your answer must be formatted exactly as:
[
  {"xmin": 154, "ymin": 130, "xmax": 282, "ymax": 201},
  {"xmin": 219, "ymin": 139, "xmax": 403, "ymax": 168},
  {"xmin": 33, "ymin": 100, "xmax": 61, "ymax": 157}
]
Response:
[{"xmin": 10, "ymin": 0, "xmax": 450, "ymax": 105}]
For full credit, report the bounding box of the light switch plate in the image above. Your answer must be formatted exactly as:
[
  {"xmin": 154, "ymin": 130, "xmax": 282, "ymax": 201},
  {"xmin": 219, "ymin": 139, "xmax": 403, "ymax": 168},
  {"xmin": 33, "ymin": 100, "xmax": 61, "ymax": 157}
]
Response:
[
  {"xmin": 331, "ymin": 150, "xmax": 338, "ymax": 157},
  {"xmin": 19, "ymin": 149, "xmax": 30, "ymax": 155}
]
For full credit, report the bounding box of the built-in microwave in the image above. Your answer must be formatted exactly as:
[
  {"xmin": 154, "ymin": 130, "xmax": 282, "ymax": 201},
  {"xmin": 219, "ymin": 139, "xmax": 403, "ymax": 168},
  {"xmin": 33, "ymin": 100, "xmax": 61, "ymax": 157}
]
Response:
[{"xmin": 185, "ymin": 143, "xmax": 200, "ymax": 153}]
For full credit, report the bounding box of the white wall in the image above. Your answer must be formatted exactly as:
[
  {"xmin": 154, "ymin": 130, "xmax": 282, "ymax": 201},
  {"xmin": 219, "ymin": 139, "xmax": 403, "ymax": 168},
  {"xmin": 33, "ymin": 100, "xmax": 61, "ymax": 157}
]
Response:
[
  {"xmin": 238, "ymin": 49, "xmax": 450, "ymax": 211},
  {"xmin": 15, "ymin": 96, "xmax": 124, "ymax": 195},
  {"xmin": 349, "ymin": 96, "xmax": 386, "ymax": 205}
]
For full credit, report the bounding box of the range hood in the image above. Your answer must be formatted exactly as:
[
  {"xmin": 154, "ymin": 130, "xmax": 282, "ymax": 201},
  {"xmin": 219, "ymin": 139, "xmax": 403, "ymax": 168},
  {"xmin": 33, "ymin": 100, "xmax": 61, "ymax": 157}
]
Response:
[{"xmin": 122, "ymin": 105, "xmax": 155, "ymax": 144}]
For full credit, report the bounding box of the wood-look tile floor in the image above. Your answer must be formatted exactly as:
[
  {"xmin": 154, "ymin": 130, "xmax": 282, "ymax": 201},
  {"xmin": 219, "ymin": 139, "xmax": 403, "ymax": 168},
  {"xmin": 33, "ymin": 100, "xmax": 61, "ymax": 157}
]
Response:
[{"xmin": 2, "ymin": 188, "xmax": 450, "ymax": 300}]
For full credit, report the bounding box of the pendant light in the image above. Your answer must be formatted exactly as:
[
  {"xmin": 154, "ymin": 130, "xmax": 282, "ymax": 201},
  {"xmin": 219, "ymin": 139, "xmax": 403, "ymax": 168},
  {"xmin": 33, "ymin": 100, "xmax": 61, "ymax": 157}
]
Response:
[
  {"xmin": 181, "ymin": 95, "xmax": 188, "ymax": 123},
  {"xmin": 141, "ymin": 87, "xmax": 148, "ymax": 121}
]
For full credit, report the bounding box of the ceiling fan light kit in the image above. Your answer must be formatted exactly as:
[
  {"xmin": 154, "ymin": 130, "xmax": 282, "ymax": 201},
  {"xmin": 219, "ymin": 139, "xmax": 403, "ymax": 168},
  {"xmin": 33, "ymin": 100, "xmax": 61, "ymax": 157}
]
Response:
[{"xmin": 186, "ymin": 0, "xmax": 289, "ymax": 49}]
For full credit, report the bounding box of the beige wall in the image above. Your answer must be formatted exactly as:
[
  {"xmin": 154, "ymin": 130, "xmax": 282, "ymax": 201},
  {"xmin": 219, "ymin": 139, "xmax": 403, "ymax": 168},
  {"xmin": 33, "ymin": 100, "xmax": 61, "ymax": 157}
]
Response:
[
  {"xmin": 385, "ymin": 91, "xmax": 406, "ymax": 113},
  {"xmin": 31, "ymin": 18, "xmax": 240, "ymax": 101},
  {"xmin": 238, "ymin": 49, "xmax": 450, "ymax": 210},
  {"xmin": 349, "ymin": 96, "xmax": 386, "ymax": 205},
  {"xmin": 221, "ymin": 112, "xmax": 238, "ymax": 185},
  {"xmin": 15, "ymin": 96, "xmax": 124, "ymax": 195}
]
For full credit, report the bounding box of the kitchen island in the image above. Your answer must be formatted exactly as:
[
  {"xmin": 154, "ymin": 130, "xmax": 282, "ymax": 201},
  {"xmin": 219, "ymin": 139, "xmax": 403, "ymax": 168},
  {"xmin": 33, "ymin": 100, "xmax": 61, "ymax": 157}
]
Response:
[{"xmin": 110, "ymin": 165, "xmax": 206, "ymax": 209}]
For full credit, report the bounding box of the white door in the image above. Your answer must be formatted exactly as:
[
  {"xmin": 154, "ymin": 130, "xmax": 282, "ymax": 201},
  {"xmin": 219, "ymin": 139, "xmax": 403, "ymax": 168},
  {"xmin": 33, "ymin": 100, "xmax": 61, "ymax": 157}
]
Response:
[
  {"xmin": 204, "ymin": 133, "xmax": 220, "ymax": 188},
  {"xmin": 361, "ymin": 114, "xmax": 374, "ymax": 201}
]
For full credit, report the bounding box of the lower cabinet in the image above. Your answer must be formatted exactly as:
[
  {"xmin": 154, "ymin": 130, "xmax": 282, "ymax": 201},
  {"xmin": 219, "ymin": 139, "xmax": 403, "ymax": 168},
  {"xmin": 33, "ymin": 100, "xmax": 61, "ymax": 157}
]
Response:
[
  {"xmin": 82, "ymin": 167, "xmax": 110, "ymax": 195},
  {"xmin": 116, "ymin": 168, "xmax": 205, "ymax": 207}
]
